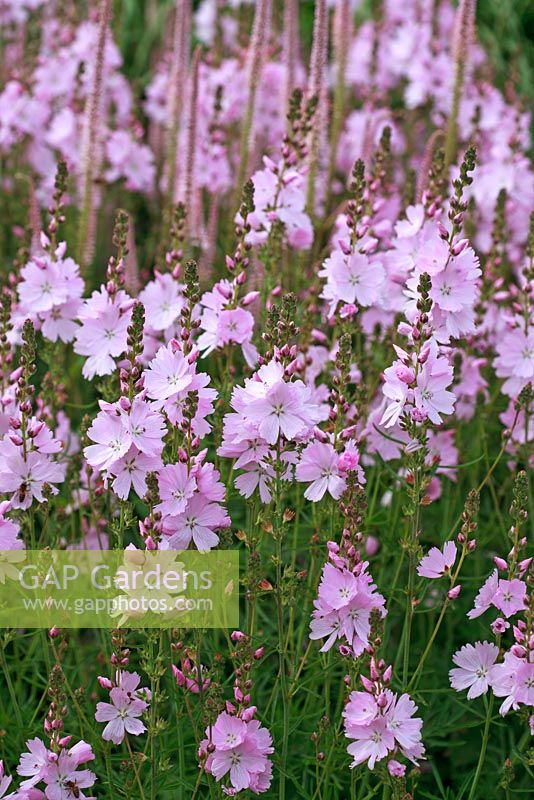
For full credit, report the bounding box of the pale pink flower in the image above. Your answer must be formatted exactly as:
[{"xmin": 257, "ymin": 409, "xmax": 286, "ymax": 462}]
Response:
[
  {"xmin": 74, "ymin": 299, "xmax": 132, "ymax": 379},
  {"xmin": 296, "ymin": 442, "xmax": 346, "ymax": 501},
  {"xmin": 144, "ymin": 344, "xmax": 194, "ymax": 400},
  {"xmin": 156, "ymin": 463, "xmax": 197, "ymax": 516},
  {"xmin": 492, "ymin": 578, "xmax": 527, "ymax": 618},
  {"xmin": 138, "ymin": 273, "xmax": 184, "ymax": 332},
  {"xmin": 109, "ymin": 447, "xmax": 162, "ymax": 500},
  {"xmin": 320, "ymin": 250, "xmax": 385, "ymax": 314},
  {"xmin": 346, "ymin": 716, "xmax": 394, "ymax": 769},
  {"xmin": 95, "ymin": 688, "xmax": 147, "ymax": 745},
  {"xmin": 417, "ymin": 541, "xmax": 457, "ymax": 579},
  {"xmin": 449, "ymin": 642, "xmax": 499, "ymax": 699},
  {"xmin": 163, "ymin": 495, "xmax": 229, "ymax": 551},
  {"xmin": 42, "ymin": 747, "xmax": 96, "ymax": 800},
  {"xmin": 467, "ymin": 570, "xmax": 499, "ymax": 619}
]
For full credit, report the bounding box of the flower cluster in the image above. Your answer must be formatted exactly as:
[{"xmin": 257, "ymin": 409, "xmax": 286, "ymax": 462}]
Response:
[{"xmin": 343, "ymin": 669, "xmax": 424, "ymax": 772}]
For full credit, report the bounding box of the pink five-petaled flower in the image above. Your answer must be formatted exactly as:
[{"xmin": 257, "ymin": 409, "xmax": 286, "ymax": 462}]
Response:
[
  {"xmin": 246, "ymin": 381, "xmax": 311, "ymax": 445},
  {"xmin": 492, "ymin": 578, "xmax": 527, "ymax": 618},
  {"xmin": 200, "ymin": 712, "xmax": 274, "ymax": 794},
  {"xmin": 143, "ymin": 343, "xmax": 194, "ymax": 401},
  {"xmin": 413, "ymin": 355, "xmax": 455, "ymax": 425},
  {"xmin": 345, "ymin": 715, "xmax": 394, "ymax": 770},
  {"xmin": 449, "ymin": 642, "xmax": 499, "ymax": 699},
  {"xmin": 295, "ymin": 442, "xmax": 346, "ymax": 501},
  {"xmin": 417, "ymin": 541, "xmax": 457, "ymax": 579},
  {"xmin": 210, "ymin": 714, "xmax": 247, "ymax": 750},
  {"xmin": 17, "ymin": 737, "xmax": 50, "ymax": 788},
  {"xmin": 384, "ymin": 691, "xmax": 425, "ymax": 763},
  {"xmin": 41, "ymin": 747, "xmax": 96, "ymax": 800},
  {"xmin": 316, "ymin": 563, "xmax": 358, "ymax": 611},
  {"xmin": 467, "ymin": 570, "xmax": 499, "ymax": 619},
  {"xmin": 163, "ymin": 495, "xmax": 228, "ymax": 551},
  {"xmin": 155, "ymin": 463, "xmax": 197, "ymax": 516},
  {"xmin": 74, "ymin": 296, "xmax": 132, "ymax": 379},
  {"xmin": 95, "ymin": 687, "xmax": 147, "ymax": 745}
]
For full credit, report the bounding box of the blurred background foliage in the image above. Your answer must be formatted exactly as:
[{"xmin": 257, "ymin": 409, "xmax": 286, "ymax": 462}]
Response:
[{"xmin": 115, "ymin": 0, "xmax": 534, "ymax": 109}]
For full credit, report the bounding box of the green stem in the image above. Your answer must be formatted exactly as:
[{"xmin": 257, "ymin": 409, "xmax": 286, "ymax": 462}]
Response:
[
  {"xmin": 0, "ymin": 642, "xmax": 23, "ymax": 735},
  {"xmin": 467, "ymin": 693, "xmax": 494, "ymax": 800},
  {"xmin": 274, "ymin": 457, "xmax": 289, "ymax": 800}
]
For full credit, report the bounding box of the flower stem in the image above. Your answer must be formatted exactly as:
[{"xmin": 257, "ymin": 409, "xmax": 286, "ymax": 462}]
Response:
[{"xmin": 467, "ymin": 692, "xmax": 494, "ymax": 800}]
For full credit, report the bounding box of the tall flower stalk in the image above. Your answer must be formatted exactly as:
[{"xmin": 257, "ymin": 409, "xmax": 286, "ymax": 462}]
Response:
[{"xmin": 78, "ymin": 0, "xmax": 111, "ymax": 270}]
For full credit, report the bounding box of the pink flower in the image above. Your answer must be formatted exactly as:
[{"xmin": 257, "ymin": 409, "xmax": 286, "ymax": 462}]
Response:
[
  {"xmin": 17, "ymin": 738, "xmax": 50, "ymax": 788},
  {"xmin": 95, "ymin": 688, "xmax": 147, "ymax": 745},
  {"xmin": 247, "ymin": 161, "xmax": 312, "ymax": 251},
  {"xmin": 201, "ymin": 713, "xmax": 274, "ymax": 794},
  {"xmin": 163, "ymin": 495, "xmax": 229, "ymax": 551},
  {"xmin": 395, "ymin": 205, "xmax": 424, "ymax": 239},
  {"xmin": 492, "ymin": 578, "xmax": 527, "ymax": 618},
  {"xmin": 343, "ymin": 692, "xmax": 379, "ymax": 728},
  {"xmin": 414, "ymin": 355, "xmax": 455, "ymax": 425},
  {"xmin": 84, "ymin": 410, "xmax": 131, "ymax": 472},
  {"xmin": 296, "ymin": 442, "xmax": 346, "ymax": 501},
  {"xmin": 156, "ymin": 463, "xmax": 197, "ymax": 516},
  {"xmin": 74, "ymin": 292, "xmax": 132, "ymax": 379},
  {"xmin": 513, "ymin": 662, "xmax": 534, "ymax": 707},
  {"xmin": 346, "ymin": 716, "xmax": 394, "ymax": 769},
  {"xmin": 144, "ymin": 344, "xmax": 194, "ymax": 401},
  {"xmin": 138, "ymin": 273, "xmax": 184, "ymax": 332},
  {"xmin": 320, "ymin": 250, "xmax": 385, "ymax": 314},
  {"xmin": 0, "ymin": 440, "xmax": 64, "ymax": 509},
  {"xmin": 449, "ymin": 642, "xmax": 499, "ymax": 699},
  {"xmin": 384, "ymin": 691, "xmax": 425, "ymax": 762},
  {"xmin": 210, "ymin": 714, "xmax": 247, "ymax": 750},
  {"xmin": 41, "ymin": 747, "xmax": 96, "ymax": 800},
  {"xmin": 246, "ymin": 381, "xmax": 313, "ymax": 444},
  {"xmin": 18, "ymin": 256, "xmax": 72, "ymax": 313},
  {"xmin": 417, "ymin": 541, "xmax": 457, "ymax": 579},
  {"xmin": 119, "ymin": 399, "xmax": 166, "ymax": 457},
  {"xmin": 413, "ymin": 232, "xmax": 449, "ymax": 276},
  {"xmin": 84, "ymin": 400, "xmax": 165, "ymax": 475},
  {"xmin": 467, "ymin": 570, "xmax": 499, "ymax": 619},
  {"xmin": 494, "ymin": 325, "xmax": 534, "ymax": 397},
  {"xmin": 108, "ymin": 447, "xmax": 162, "ymax": 500},
  {"xmin": 317, "ymin": 563, "xmax": 358, "ymax": 610},
  {"xmin": 0, "ymin": 761, "xmax": 15, "ymax": 800},
  {"xmin": 387, "ymin": 759, "xmax": 406, "ymax": 778}
]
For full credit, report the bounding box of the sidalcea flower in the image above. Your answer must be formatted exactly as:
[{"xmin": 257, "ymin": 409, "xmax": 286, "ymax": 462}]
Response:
[
  {"xmin": 449, "ymin": 642, "xmax": 499, "ymax": 699},
  {"xmin": 41, "ymin": 747, "xmax": 96, "ymax": 800},
  {"xmin": 84, "ymin": 398, "xmax": 166, "ymax": 477},
  {"xmin": 200, "ymin": 712, "xmax": 274, "ymax": 794},
  {"xmin": 0, "ymin": 439, "xmax": 65, "ymax": 510},
  {"xmin": 320, "ymin": 249, "xmax": 386, "ymax": 315},
  {"xmin": 18, "ymin": 738, "xmax": 95, "ymax": 797},
  {"xmin": 417, "ymin": 541, "xmax": 457, "ymax": 579},
  {"xmin": 494, "ymin": 324, "xmax": 534, "ymax": 398},
  {"xmin": 156, "ymin": 463, "xmax": 197, "ymax": 516},
  {"xmin": 310, "ymin": 558, "xmax": 386, "ymax": 655},
  {"xmin": 138, "ymin": 272, "xmax": 185, "ymax": 333},
  {"xmin": 492, "ymin": 579, "xmax": 527, "ymax": 618},
  {"xmin": 295, "ymin": 442, "xmax": 346, "ymax": 501},
  {"xmin": 95, "ymin": 687, "xmax": 148, "ymax": 745},
  {"xmin": 343, "ymin": 683, "xmax": 424, "ymax": 770},
  {"xmin": 143, "ymin": 343, "xmax": 195, "ymax": 400},
  {"xmin": 74, "ymin": 288, "xmax": 133, "ymax": 379},
  {"xmin": 345, "ymin": 715, "xmax": 394, "ymax": 770},
  {"xmin": 467, "ymin": 570, "xmax": 499, "ymax": 619},
  {"xmin": 467, "ymin": 571, "xmax": 527, "ymax": 619}
]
